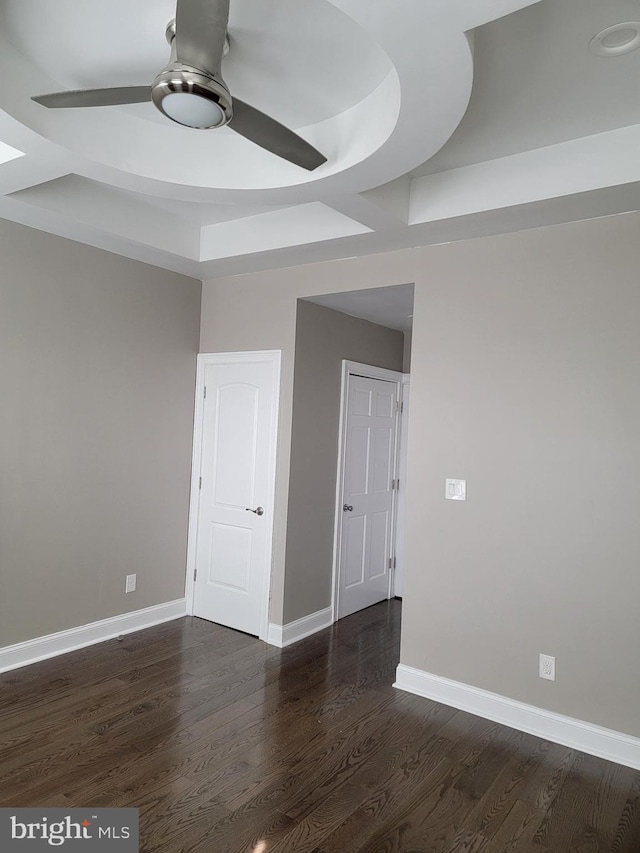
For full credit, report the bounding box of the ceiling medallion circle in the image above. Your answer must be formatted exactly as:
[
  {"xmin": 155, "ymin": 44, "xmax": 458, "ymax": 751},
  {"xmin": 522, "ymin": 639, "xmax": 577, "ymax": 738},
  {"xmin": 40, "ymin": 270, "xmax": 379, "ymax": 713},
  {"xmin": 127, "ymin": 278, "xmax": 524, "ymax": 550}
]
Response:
[{"xmin": 0, "ymin": 0, "xmax": 474, "ymax": 202}]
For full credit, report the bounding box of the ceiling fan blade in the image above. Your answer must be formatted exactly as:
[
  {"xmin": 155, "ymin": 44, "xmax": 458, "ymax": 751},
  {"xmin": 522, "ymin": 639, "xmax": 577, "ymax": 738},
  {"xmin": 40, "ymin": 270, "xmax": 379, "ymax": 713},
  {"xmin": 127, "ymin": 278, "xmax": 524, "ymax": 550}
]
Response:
[
  {"xmin": 175, "ymin": 0, "xmax": 230, "ymax": 76},
  {"xmin": 229, "ymin": 99, "xmax": 327, "ymax": 171},
  {"xmin": 32, "ymin": 86, "xmax": 152, "ymax": 109}
]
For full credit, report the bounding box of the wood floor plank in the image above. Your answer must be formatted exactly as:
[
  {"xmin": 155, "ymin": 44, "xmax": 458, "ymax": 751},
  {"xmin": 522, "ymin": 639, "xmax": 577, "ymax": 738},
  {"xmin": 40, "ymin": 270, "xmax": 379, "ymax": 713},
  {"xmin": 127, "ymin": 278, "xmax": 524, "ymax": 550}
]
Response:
[
  {"xmin": 586, "ymin": 759, "xmax": 640, "ymax": 850},
  {"xmin": 317, "ymin": 737, "xmax": 454, "ymax": 852},
  {"xmin": 363, "ymin": 760, "xmax": 478, "ymax": 853},
  {"xmin": 442, "ymin": 828, "xmax": 487, "ymax": 852},
  {"xmin": 463, "ymin": 737, "xmax": 553, "ymax": 841},
  {"xmin": 482, "ymin": 797, "xmax": 544, "ymax": 852},
  {"xmin": 611, "ymin": 772, "xmax": 640, "ymax": 853},
  {"xmin": 531, "ymin": 751, "xmax": 609, "ymax": 850},
  {"xmin": 1, "ymin": 600, "xmax": 639, "ymax": 853}
]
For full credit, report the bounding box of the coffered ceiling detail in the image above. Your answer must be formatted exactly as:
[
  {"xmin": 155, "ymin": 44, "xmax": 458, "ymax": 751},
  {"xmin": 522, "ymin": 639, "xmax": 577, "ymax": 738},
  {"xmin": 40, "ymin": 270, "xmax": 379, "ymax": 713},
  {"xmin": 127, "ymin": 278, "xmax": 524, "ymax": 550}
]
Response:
[{"xmin": 0, "ymin": 0, "xmax": 639, "ymax": 278}]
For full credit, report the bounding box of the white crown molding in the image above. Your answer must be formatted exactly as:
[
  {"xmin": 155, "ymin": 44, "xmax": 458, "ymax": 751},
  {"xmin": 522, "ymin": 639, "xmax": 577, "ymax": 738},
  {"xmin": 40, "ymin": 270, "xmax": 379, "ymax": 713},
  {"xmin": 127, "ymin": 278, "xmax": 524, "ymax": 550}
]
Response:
[
  {"xmin": 0, "ymin": 599, "xmax": 187, "ymax": 674},
  {"xmin": 394, "ymin": 664, "xmax": 640, "ymax": 771},
  {"xmin": 267, "ymin": 606, "xmax": 333, "ymax": 648}
]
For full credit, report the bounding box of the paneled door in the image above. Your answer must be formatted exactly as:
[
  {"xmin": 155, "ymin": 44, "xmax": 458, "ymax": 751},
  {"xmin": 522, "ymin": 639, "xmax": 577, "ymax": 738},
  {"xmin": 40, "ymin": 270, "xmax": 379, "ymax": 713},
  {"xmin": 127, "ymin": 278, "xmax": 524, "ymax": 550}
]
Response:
[
  {"xmin": 337, "ymin": 370, "xmax": 400, "ymax": 619},
  {"xmin": 191, "ymin": 352, "xmax": 280, "ymax": 637}
]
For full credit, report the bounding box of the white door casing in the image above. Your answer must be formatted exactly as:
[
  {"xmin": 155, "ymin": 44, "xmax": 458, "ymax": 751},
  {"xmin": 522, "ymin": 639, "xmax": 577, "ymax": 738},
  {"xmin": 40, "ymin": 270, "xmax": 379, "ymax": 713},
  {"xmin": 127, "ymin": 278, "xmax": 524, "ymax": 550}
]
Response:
[
  {"xmin": 185, "ymin": 351, "xmax": 280, "ymax": 640},
  {"xmin": 393, "ymin": 376, "xmax": 410, "ymax": 597},
  {"xmin": 334, "ymin": 362, "xmax": 402, "ymax": 620}
]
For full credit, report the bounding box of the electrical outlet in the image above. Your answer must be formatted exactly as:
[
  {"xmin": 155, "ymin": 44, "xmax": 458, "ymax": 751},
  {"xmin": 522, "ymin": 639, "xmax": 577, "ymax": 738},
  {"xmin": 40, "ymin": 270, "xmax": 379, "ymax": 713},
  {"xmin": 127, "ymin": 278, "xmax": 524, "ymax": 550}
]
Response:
[
  {"xmin": 539, "ymin": 653, "xmax": 555, "ymax": 681},
  {"xmin": 125, "ymin": 574, "xmax": 136, "ymax": 594}
]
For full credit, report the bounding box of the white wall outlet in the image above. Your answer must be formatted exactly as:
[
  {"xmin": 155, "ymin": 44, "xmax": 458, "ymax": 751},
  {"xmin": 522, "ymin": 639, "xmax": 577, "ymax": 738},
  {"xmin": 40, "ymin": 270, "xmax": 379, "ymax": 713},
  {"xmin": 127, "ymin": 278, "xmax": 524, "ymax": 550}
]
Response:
[
  {"xmin": 539, "ymin": 653, "xmax": 556, "ymax": 681},
  {"xmin": 445, "ymin": 479, "xmax": 466, "ymax": 501},
  {"xmin": 125, "ymin": 574, "xmax": 137, "ymax": 594}
]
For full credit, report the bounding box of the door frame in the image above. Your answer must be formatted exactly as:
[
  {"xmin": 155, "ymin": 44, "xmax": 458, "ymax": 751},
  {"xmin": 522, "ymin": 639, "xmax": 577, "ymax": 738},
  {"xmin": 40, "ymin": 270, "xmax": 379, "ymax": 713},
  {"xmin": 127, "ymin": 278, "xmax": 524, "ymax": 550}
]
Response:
[
  {"xmin": 393, "ymin": 374, "xmax": 410, "ymax": 597},
  {"xmin": 184, "ymin": 350, "xmax": 281, "ymax": 641},
  {"xmin": 331, "ymin": 360, "xmax": 404, "ymax": 623}
]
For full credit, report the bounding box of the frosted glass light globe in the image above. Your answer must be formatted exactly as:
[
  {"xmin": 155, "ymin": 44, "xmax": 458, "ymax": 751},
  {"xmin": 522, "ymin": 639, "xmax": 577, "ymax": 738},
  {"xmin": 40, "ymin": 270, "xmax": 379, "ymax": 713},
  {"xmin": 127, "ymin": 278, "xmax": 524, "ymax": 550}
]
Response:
[{"xmin": 161, "ymin": 92, "xmax": 225, "ymax": 128}]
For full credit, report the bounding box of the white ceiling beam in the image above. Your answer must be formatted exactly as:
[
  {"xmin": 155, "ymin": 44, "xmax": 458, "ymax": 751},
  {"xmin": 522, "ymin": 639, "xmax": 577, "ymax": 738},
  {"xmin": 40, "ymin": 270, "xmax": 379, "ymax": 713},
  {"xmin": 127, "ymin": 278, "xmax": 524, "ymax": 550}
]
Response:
[
  {"xmin": 200, "ymin": 203, "xmax": 371, "ymax": 262},
  {"xmin": 7, "ymin": 174, "xmax": 201, "ymax": 263},
  {"xmin": 0, "ymin": 155, "xmax": 71, "ymax": 197},
  {"xmin": 197, "ymin": 183, "xmax": 640, "ymax": 280},
  {"xmin": 325, "ymin": 187, "xmax": 409, "ymax": 232},
  {"xmin": 0, "ymin": 193, "xmax": 202, "ymax": 279},
  {"xmin": 330, "ymin": 0, "xmax": 543, "ymax": 33},
  {"xmin": 440, "ymin": 0, "xmax": 545, "ymax": 30},
  {"xmin": 410, "ymin": 125, "xmax": 640, "ymax": 226}
]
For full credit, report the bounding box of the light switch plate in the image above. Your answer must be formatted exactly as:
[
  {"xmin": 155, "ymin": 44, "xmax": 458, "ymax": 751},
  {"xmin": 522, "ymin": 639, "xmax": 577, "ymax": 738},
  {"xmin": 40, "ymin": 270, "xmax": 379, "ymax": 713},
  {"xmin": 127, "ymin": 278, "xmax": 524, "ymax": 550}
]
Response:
[{"xmin": 445, "ymin": 479, "xmax": 466, "ymax": 501}]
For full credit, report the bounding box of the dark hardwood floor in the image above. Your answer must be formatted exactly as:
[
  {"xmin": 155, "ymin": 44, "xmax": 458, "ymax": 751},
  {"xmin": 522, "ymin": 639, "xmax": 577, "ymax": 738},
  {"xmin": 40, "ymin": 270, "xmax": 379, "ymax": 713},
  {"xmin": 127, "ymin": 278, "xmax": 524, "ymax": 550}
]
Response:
[{"xmin": 1, "ymin": 601, "xmax": 639, "ymax": 852}]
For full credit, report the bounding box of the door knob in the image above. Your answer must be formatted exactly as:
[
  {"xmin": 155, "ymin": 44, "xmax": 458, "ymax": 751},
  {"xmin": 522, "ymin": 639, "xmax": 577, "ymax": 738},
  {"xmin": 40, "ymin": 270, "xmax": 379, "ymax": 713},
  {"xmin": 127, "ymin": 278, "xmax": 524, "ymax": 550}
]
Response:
[
  {"xmin": 343, "ymin": 504, "xmax": 353, "ymax": 512},
  {"xmin": 246, "ymin": 506, "xmax": 264, "ymax": 516}
]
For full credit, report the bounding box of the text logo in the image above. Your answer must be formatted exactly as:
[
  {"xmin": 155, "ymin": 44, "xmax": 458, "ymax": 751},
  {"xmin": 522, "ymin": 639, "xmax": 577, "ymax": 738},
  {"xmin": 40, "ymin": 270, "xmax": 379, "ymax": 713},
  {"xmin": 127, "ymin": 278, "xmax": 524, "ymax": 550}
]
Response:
[{"xmin": 0, "ymin": 809, "xmax": 138, "ymax": 851}]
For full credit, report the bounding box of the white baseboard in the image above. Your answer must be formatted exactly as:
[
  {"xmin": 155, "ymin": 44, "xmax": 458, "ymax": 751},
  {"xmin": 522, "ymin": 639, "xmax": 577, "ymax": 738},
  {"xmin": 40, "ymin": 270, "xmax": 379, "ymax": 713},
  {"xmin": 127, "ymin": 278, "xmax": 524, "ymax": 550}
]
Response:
[
  {"xmin": 394, "ymin": 664, "xmax": 640, "ymax": 771},
  {"xmin": 267, "ymin": 606, "xmax": 333, "ymax": 648},
  {"xmin": 0, "ymin": 599, "xmax": 187, "ymax": 674}
]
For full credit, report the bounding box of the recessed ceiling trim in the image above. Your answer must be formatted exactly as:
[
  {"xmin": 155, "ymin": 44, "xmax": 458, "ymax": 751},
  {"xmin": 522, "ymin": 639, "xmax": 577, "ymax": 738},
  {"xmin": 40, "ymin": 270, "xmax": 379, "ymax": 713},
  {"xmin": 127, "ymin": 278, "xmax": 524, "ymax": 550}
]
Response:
[{"xmin": 589, "ymin": 22, "xmax": 640, "ymax": 57}]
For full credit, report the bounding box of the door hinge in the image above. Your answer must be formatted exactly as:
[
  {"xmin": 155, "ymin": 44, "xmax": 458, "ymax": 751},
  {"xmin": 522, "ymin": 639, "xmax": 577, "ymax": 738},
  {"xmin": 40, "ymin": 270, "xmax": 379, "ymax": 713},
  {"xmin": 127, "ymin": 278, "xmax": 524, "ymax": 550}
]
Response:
[
  {"xmin": 400, "ymin": 401, "xmax": 404, "ymax": 413},
  {"xmin": 193, "ymin": 569, "xmax": 197, "ymax": 581},
  {"xmin": 395, "ymin": 400, "xmax": 400, "ymax": 413},
  {"xmin": 389, "ymin": 556, "xmax": 396, "ymax": 570},
  {"xmin": 203, "ymin": 386, "xmax": 207, "ymax": 399},
  {"xmin": 392, "ymin": 478, "xmax": 399, "ymax": 491},
  {"xmin": 199, "ymin": 476, "xmax": 202, "ymax": 490}
]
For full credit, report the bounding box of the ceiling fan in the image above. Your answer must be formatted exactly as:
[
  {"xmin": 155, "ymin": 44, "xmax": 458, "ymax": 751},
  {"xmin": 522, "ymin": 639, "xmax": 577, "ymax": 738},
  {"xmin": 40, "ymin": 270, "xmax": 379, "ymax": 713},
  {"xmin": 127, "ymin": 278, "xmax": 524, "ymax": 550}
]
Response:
[{"xmin": 31, "ymin": 0, "xmax": 327, "ymax": 171}]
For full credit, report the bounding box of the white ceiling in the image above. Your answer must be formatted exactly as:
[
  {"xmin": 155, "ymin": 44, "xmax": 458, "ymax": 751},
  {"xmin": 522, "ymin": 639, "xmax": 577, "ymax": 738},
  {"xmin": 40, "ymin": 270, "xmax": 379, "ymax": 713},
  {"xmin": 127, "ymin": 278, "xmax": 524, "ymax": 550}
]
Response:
[
  {"xmin": 305, "ymin": 284, "xmax": 415, "ymax": 332},
  {"xmin": 414, "ymin": 0, "xmax": 640, "ymax": 176},
  {"xmin": 0, "ymin": 0, "xmax": 639, "ymax": 281}
]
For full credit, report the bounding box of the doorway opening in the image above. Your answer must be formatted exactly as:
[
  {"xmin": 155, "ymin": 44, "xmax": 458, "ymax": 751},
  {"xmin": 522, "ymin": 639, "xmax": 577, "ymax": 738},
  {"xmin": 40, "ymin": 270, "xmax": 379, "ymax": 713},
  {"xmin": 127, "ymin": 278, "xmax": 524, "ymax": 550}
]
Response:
[{"xmin": 282, "ymin": 283, "xmax": 414, "ymax": 629}]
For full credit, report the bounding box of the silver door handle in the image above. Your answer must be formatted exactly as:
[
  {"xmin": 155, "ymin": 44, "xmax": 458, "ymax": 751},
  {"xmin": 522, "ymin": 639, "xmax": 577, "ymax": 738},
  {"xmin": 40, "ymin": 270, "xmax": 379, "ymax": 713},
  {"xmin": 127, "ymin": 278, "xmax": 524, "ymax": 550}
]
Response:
[
  {"xmin": 246, "ymin": 506, "xmax": 264, "ymax": 516},
  {"xmin": 343, "ymin": 504, "xmax": 353, "ymax": 512}
]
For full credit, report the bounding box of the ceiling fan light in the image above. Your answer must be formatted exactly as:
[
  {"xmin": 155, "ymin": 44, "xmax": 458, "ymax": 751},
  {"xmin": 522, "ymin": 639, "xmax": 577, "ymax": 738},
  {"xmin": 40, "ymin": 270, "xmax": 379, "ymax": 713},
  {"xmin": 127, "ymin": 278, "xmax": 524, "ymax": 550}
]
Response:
[
  {"xmin": 161, "ymin": 92, "xmax": 224, "ymax": 128},
  {"xmin": 151, "ymin": 66, "xmax": 233, "ymax": 129}
]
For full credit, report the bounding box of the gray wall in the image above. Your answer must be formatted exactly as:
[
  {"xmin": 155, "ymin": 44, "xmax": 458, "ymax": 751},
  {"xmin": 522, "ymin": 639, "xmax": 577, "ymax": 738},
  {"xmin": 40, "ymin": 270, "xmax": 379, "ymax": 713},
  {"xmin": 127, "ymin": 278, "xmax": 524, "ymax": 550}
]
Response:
[
  {"xmin": 0, "ymin": 218, "xmax": 201, "ymax": 648},
  {"xmin": 402, "ymin": 212, "xmax": 640, "ymax": 738},
  {"xmin": 201, "ymin": 211, "xmax": 640, "ymax": 739},
  {"xmin": 284, "ymin": 301, "xmax": 404, "ymax": 623}
]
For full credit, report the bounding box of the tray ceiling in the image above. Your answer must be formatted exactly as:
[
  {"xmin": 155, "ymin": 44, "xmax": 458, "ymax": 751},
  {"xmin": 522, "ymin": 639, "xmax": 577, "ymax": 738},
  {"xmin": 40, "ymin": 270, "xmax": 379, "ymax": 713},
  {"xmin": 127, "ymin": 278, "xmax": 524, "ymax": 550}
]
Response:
[{"xmin": 0, "ymin": 0, "xmax": 638, "ymax": 279}]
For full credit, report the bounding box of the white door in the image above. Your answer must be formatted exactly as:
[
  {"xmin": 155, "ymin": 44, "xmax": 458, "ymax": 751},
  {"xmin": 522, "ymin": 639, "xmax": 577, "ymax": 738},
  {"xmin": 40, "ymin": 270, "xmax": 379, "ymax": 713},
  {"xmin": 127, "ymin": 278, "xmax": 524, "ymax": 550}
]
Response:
[
  {"xmin": 191, "ymin": 352, "xmax": 280, "ymax": 637},
  {"xmin": 337, "ymin": 372, "xmax": 400, "ymax": 619}
]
